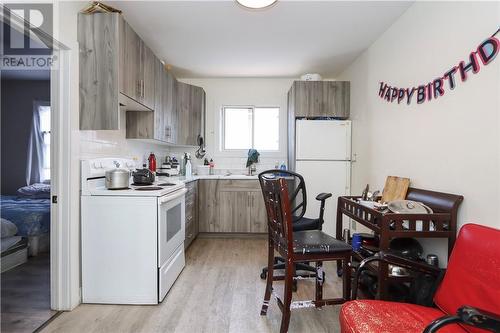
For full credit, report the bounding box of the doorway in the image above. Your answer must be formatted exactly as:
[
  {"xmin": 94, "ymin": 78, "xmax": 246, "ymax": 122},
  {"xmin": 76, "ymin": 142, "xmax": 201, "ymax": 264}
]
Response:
[{"xmin": 1, "ymin": 4, "xmax": 71, "ymax": 331}]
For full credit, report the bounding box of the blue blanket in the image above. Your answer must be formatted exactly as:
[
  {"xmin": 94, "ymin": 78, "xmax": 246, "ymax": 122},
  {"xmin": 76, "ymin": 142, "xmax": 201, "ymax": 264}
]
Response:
[{"xmin": 0, "ymin": 195, "xmax": 50, "ymax": 237}]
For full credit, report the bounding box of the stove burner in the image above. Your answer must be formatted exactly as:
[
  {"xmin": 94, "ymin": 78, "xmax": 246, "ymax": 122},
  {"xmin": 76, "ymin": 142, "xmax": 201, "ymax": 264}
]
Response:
[
  {"xmin": 131, "ymin": 183, "xmax": 154, "ymax": 186},
  {"xmin": 134, "ymin": 187, "xmax": 164, "ymax": 191},
  {"xmin": 157, "ymin": 183, "xmax": 176, "ymax": 186}
]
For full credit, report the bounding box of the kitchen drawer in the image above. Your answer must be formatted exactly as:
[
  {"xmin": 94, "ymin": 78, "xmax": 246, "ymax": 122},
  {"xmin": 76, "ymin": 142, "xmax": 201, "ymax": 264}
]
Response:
[
  {"xmin": 186, "ymin": 200, "xmax": 196, "ymax": 215},
  {"xmin": 159, "ymin": 244, "xmax": 185, "ymax": 302},
  {"xmin": 217, "ymin": 179, "xmax": 260, "ymax": 192},
  {"xmin": 185, "ymin": 218, "xmax": 195, "ymax": 248},
  {"xmin": 185, "ymin": 212, "xmax": 194, "ymax": 225},
  {"xmin": 185, "ymin": 181, "xmax": 197, "ymax": 193},
  {"xmin": 185, "ymin": 193, "xmax": 196, "ymax": 206}
]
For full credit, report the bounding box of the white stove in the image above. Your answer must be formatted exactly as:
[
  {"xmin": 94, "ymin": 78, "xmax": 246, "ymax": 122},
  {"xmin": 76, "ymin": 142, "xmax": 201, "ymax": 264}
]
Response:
[
  {"xmin": 81, "ymin": 158, "xmax": 185, "ymax": 197},
  {"xmin": 81, "ymin": 158, "xmax": 186, "ymax": 305}
]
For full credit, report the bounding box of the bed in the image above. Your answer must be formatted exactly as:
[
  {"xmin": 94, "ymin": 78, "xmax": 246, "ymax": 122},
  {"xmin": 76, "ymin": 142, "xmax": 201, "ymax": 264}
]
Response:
[{"xmin": 1, "ymin": 194, "xmax": 51, "ymax": 257}]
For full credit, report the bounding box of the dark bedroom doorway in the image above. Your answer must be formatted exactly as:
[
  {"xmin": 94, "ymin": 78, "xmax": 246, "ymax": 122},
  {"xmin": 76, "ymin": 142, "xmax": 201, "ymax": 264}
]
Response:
[{"xmin": 1, "ymin": 5, "xmax": 58, "ymax": 332}]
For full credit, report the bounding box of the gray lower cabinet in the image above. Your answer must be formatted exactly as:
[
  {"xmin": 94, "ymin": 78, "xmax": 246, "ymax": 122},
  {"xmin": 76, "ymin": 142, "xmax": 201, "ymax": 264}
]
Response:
[
  {"xmin": 185, "ymin": 181, "xmax": 199, "ymax": 249},
  {"xmin": 198, "ymin": 180, "xmax": 267, "ymax": 233},
  {"xmin": 79, "ymin": 13, "xmax": 156, "ymax": 130},
  {"xmin": 176, "ymin": 82, "xmax": 205, "ymax": 146}
]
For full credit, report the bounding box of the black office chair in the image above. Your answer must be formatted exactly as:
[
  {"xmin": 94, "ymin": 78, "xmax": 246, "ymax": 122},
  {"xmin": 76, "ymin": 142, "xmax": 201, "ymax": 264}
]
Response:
[{"xmin": 258, "ymin": 169, "xmax": 332, "ymax": 290}]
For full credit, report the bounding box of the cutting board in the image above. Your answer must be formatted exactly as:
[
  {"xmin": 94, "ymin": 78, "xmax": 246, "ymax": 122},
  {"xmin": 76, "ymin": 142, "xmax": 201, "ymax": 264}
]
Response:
[{"xmin": 381, "ymin": 176, "xmax": 410, "ymax": 203}]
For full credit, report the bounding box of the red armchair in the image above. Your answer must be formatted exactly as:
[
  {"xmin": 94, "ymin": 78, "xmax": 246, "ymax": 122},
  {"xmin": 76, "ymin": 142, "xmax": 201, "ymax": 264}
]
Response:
[{"xmin": 340, "ymin": 223, "xmax": 500, "ymax": 333}]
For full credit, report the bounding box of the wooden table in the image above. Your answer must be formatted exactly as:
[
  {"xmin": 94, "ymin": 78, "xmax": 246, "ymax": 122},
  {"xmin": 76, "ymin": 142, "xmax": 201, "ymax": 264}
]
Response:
[{"xmin": 336, "ymin": 187, "xmax": 463, "ymax": 300}]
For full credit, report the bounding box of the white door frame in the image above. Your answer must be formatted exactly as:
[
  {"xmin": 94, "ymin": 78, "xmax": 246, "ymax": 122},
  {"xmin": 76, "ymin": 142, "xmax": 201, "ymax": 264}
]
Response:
[
  {"xmin": 1, "ymin": 4, "xmax": 78, "ymax": 310},
  {"xmin": 50, "ymin": 47, "xmax": 79, "ymax": 310},
  {"xmin": 50, "ymin": 1, "xmax": 79, "ymax": 310}
]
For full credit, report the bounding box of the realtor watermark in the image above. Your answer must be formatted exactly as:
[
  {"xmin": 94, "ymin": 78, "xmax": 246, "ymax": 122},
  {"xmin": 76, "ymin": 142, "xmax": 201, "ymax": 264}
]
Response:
[{"xmin": 1, "ymin": 3, "xmax": 56, "ymax": 71}]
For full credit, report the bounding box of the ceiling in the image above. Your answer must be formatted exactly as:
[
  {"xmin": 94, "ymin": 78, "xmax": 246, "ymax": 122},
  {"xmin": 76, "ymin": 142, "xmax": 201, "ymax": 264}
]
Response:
[{"xmin": 109, "ymin": 0, "xmax": 412, "ymax": 78}]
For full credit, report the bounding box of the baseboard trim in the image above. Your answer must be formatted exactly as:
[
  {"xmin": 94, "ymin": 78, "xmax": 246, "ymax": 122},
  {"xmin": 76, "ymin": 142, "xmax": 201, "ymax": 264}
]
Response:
[{"xmin": 197, "ymin": 232, "xmax": 267, "ymax": 239}]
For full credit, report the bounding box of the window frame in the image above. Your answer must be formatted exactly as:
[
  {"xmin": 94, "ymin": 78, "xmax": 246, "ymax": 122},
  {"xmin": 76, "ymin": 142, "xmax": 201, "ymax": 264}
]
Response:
[{"xmin": 221, "ymin": 105, "xmax": 280, "ymax": 153}]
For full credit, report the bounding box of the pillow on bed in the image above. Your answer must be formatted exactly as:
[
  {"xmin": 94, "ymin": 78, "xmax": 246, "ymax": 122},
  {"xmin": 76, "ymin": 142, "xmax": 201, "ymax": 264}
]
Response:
[
  {"xmin": 1, "ymin": 218, "xmax": 18, "ymax": 238},
  {"xmin": 17, "ymin": 183, "xmax": 51, "ymax": 198}
]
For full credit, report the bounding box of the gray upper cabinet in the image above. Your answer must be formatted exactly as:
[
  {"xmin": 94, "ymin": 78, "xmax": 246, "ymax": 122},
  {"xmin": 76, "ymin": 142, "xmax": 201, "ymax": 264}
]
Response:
[
  {"xmin": 139, "ymin": 41, "xmax": 156, "ymax": 110},
  {"xmin": 289, "ymin": 81, "xmax": 350, "ymax": 118},
  {"xmin": 126, "ymin": 59, "xmax": 178, "ymax": 143},
  {"xmin": 79, "ymin": 12, "xmax": 205, "ymax": 141},
  {"xmin": 79, "ymin": 13, "xmax": 155, "ymax": 130},
  {"xmin": 176, "ymin": 82, "xmax": 205, "ymax": 146},
  {"xmin": 121, "ymin": 20, "xmax": 155, "ymax": 110},
  {"xmin": 79, "ymin": 13, "xmax": 120, "ymax": 130},
  {"xmin": 121, "ymin": 19, "xmax": 140, "ymax": 102}
]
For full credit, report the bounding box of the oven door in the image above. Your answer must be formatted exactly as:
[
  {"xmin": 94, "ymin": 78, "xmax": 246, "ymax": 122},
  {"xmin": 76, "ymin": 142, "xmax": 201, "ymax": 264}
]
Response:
[{"xmin": 158, "ymin": 188, "xmax": 187, "ymax": 266}]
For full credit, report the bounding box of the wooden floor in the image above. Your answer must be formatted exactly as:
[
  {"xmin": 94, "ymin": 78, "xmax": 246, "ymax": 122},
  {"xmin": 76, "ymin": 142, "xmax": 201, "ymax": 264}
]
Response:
[
  {"xmin": 1, "ymin": 253, "xmax": 57, "ymax": 333},
  {"xmin": 42, "ymin": 238, "xmax": 344, "ymax": 333}
]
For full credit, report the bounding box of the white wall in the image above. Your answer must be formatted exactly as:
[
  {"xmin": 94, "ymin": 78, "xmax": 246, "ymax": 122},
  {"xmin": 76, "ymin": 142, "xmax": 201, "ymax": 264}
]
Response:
[
  {"xmin": 338, "ymin": 1, "xmax": 500, "ymax": 264},
  {"xmin": 179, "ymin": 78, "xmax": 293, "ymax": 171}
]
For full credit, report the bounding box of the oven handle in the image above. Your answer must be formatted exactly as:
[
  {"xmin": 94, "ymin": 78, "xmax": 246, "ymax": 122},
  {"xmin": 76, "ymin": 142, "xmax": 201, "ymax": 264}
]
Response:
[{"xmin": 158, "ymin": 188, "xmax": 187, "ymax": 204}]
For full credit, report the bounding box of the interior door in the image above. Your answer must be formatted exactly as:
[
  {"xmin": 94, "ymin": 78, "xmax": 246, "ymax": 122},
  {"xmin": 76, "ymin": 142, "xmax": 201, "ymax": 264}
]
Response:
[
  {"xmin": 296, "ymin": 120, "xmax": 351, "ymax": 160},
  {"xmin": 295, "ymin": 160, "xmax": 351, "ymax": 237}
]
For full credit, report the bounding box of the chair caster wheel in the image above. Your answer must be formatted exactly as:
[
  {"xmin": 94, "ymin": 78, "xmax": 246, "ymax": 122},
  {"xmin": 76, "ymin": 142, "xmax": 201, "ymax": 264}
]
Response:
[{"xmin": 260, "ymin": 271, "xmax": 267, "ymax": 280}]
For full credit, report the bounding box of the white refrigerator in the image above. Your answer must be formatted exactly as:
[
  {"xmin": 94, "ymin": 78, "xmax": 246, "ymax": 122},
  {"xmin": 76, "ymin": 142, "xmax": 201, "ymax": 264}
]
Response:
[{"xmin": 295, "ymin": 119, "xmax": 351, "ymax": 237}]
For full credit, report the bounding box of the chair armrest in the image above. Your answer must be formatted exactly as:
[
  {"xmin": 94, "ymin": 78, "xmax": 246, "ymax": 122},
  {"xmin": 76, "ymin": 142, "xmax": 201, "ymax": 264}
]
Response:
[
  {"xmin": 423, "ymin": 306, "xmax": 500, "ymax": 333},
  {"xmin": 351, "ymin": 251, "xmax": 442, "ymax": 300},
  {"xmin": 316, "ymin": 193, "xmax": 332, "ymax": 201}
]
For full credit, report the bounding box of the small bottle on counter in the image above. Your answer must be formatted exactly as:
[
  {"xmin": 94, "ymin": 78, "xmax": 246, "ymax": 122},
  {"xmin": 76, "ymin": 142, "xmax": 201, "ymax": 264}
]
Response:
[
  {"xmin": 148, "ymin": 152, "xmax": 157, "ymax": 173},
  {"xmin": 209, "ymin": 159, "xmax": 214, "ymax": 175},
  {"xmin": 185, "ymin": 159, "xmax": 192, "ymax": 178}
]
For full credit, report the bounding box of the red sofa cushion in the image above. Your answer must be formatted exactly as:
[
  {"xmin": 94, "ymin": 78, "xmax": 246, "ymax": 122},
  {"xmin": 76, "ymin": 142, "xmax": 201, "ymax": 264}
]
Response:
[
  {"xmin": 340, "ymin": 300, "xmax": 466, "ymax": 333},
  {"xmin": 434, "ymin": 224, "xmax": 500, "ymax": 333}
]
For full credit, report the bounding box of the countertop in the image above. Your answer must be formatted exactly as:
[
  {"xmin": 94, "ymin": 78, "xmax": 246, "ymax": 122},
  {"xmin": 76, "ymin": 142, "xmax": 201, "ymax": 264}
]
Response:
[{"xmin": 164, "ymin": 174, "xmax": 259, "ymax": 184}]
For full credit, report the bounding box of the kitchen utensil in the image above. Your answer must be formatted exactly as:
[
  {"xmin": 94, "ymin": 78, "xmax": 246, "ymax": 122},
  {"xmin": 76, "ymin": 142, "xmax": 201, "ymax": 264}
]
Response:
[
  {"xmin": 387, "ymin": 200, "xmax": 433, "ymax": 214},
  {"xmin": 389, "ymin": 238, "xmax": 423, "ymax": 261},
  {"xmin": 352, "ymin": 233, "xmax": 362, "ymax": 251},
  {"xmin": 381, "ymin": 176, "xmax": 410, "ymax": 203},
  {"xmin": 132, "ymin": 168, "xmax": 155, "ymax": 185},
  {"xmin": 389, "ymin": 265, "xmax": 410, "ymax": 277},
  {"xmin": 105, "ymin": 165, "xmax": 130, "ymax": 190},
  {"xmin": 342, "ymin": 228, "xmax": 351, "ymax": 243},
  {"xmin": 361, "ymin": 184, "xmax": 369, "ymax": 200},
  {"xmin": 195, "ymin": 135, "xmax": 206, "ymax": 159},
  {"xmin": 426, "ymin": 254, "xmax": 439, "ymax": 266}
]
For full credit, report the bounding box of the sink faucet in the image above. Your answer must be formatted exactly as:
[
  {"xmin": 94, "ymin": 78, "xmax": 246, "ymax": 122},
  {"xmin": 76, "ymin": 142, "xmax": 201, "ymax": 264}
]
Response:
[{"xmin": 248, "ymin": 164, "xmax": 257, "ymax": 176}]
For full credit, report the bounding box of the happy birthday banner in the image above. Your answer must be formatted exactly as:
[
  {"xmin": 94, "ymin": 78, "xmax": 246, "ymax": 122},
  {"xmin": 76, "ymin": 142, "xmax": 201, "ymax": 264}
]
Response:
[{"xmin": 378, "ymin": 27, "xmax": 500, "ymax": 105}]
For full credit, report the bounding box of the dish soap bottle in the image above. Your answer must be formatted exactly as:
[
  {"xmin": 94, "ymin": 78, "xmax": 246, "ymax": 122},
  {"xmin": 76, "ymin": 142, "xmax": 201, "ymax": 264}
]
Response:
[{"xmin": 185, "ymin": 158, "xmax": 192, "ymax": 178}]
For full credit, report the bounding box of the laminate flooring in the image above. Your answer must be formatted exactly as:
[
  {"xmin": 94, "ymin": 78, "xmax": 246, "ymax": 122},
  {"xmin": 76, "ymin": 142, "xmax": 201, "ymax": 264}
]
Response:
[
  {"xmin": 42, "ymin": 237, "xmax": 344, "ymax": 333},
  {"xmin": 1, "ymin": 253, "xmax": 57, "ymax": 333}
]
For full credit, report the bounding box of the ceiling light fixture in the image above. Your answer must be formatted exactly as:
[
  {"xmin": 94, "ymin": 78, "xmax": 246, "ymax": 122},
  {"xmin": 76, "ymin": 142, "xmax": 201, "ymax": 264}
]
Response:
[{"xmin": 236, "ymin": 0, "xmax": 278, "ymax": 10}]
